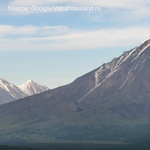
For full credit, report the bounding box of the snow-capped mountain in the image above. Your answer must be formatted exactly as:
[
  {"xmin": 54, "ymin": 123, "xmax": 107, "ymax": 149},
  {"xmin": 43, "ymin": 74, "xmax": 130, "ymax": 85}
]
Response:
[
  {"xmin": 77, "ymin": 39, "xmax": 150, "ymax": 103},
  {"xmin": 0, "ymin": 77, "xmax": 26, "ymax": 104},
  {"xmin": 0, "ymin": 78, "xmax": 49, "ymax": 105},
  {"xmin": 94, "ymin": 38, "xmax": 150, "ymax": 90},
  {"xmin": 18, "ymin": 80, "xmax": 49, "ymax": 95}
]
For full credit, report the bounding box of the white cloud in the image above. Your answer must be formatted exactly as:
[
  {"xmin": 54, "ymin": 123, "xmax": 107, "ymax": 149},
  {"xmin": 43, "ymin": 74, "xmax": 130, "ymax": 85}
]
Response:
[
  {"xmin": 9, "ymin": 0, "xmax": 150, "ymax": 9},
  {"xmin": 132, "ymin": 7, "xmax": 150, "ymax": 18},
  {"xmin": 0, "ymin": 25, "xmax": 38, "ymax": 36},
  {"xmin": 0, "ymin": 25, "xmax": 70, "ymax": 37},
  {"xmin": 0, "ymin": 25, "xmax": 150, "ymax": 51}
]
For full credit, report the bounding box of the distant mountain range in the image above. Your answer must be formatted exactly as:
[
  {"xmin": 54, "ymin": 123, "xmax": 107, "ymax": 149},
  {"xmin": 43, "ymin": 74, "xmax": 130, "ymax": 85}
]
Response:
[
  {"xmin": 0, "ymin": 78, "xmax": 49, "ymax": 105},
  {"xmin": 0, "ymin": 39, "xmax": 150, "ymax": 145}
]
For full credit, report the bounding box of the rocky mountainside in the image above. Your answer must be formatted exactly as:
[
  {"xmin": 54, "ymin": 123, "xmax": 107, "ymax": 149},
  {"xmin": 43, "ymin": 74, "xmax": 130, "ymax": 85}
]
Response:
[
  {"xmin": 0, "ymin": 39, "xmax": 150, "ymax": 145},
  {"xmin": 0, "ymin": 78, "xmax": 49, "ymax": 105}
]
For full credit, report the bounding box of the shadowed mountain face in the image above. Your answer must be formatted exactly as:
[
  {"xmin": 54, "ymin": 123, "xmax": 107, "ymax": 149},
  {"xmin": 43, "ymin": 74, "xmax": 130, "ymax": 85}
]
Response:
[{"xmin": 1, "ymin": 39, "xmax": 150, "ymax": 145}]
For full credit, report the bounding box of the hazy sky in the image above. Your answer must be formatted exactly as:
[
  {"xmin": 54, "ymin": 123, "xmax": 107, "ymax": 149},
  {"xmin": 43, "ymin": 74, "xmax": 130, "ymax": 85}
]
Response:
[{"xmin": 0, "ymin": 0, "xmax": 150, "ymax": 88}]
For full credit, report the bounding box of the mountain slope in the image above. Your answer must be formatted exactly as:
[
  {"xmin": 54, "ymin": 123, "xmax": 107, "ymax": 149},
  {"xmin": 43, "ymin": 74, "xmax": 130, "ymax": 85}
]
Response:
[
  {"xmin": 0, "ymin": 39, "xmax": 150, "ymax": 145},
  {"xmin": 0, "ymin": 78, "xmax": 49, "ymax": 105}
]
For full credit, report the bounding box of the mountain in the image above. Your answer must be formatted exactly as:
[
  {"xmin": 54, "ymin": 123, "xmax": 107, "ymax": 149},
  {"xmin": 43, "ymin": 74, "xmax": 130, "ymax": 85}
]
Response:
[
  {"xmin": 0, "ymin": 78, "xmax": 49, "ymax": 105},
  {"xmin": 0, "ymin": 39, "xmax": 150, "ymax": 145},
  {"xmin": 18, "ymin": 80, "xmax": 49, "ymax": 95},
  {"xmin": 0, "ymin": 77, "xmax": 26, "ymax": 105}
]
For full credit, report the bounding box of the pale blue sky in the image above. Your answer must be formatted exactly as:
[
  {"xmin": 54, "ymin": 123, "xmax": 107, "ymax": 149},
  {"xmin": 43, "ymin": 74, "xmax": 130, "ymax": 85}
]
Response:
[{"xmin": 0, "ymin": 0, "xmax": 150, "ymax": 88}]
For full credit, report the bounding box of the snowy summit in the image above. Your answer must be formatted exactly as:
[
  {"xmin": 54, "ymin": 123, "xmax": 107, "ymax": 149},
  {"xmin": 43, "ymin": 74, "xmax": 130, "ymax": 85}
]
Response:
[{"xmin": 0, "ymin": 78, "xmax": 49, "ymax": 105}]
